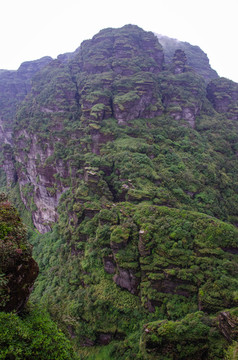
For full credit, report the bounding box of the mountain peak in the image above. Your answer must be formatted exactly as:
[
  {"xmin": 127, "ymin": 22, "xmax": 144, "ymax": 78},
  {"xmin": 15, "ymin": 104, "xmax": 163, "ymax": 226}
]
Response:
[
  {"xmin": 0, "ymin": 25, "xmax": 238, "ymax": 359},
  {"xmin": 156, "ymin": 33, "xmax": 218, "ymax": 82}
]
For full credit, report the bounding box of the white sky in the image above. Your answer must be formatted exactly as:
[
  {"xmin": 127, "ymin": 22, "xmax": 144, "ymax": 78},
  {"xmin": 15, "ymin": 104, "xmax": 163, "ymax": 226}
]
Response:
[{"xmin": 0, "ymin": 0, "xmax": 237, "ymax": 82}]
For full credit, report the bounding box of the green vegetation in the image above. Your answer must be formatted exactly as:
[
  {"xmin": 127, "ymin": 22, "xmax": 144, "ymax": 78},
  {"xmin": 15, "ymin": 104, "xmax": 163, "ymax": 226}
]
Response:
[
  {"xmin": 29, "ymin": 202, "xmax": 238, "ymax": 359},
  {"xmin": 0, "ymin": 25, "xmax": 238, "ymax": 359},
  {"xmin": 140, "ymin": 311, "xmax": 232, "ymax": 360},
  {"xmin": 0, "ymin": 193, "xmax": 31, "ymax": 270},
  {"xmin": 0, "ymin": 196, "xmax": 78, "ymax": 359},
  {"xmin": 0, "ymin": 306, "xmax": 79, "ymax": 360}
]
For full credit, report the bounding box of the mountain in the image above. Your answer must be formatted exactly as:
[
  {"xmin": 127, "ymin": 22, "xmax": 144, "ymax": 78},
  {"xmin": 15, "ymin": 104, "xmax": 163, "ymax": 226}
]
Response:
[{"xmin": 0, "ymin": 24, "xmax": 238, "ymax": 359}]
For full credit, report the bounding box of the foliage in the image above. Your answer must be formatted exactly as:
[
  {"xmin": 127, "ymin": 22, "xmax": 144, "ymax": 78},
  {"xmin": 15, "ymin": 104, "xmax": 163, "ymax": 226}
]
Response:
[
  {"xmin": 0, "ymin": 193, "xmax": 38, "ymax": 312},
  {"xmin": 0, "ymin": 193, "xmax": 31, "ymax": 269},
  {"xmin": 0, "ymin": 305, "xmax": 79, "ymax": 360},
  {"xmin": 30, "ymin": 202, "xmax": 238, "ymax": 359},
  {"xmin": 0, "ymin": 25, "xmax": 238, "ymax": 359},
  {"xmin": 140, "ymin": 311, "xmax": 229, "ymax": 359}
]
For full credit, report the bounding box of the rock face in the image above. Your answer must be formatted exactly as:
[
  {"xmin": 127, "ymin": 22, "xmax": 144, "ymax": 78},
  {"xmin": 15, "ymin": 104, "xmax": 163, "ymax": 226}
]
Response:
[
  {"xmin": 0, "ymin": 194, "xmax": 38, "ymax": 313},
  {"xmin": 0, "ymin": 56, "xmax": 53, "ymax": 191},
  {"xmin": 219, "ymin": 311, "xmax": 238, "ymax": 343},
  {"xmin": 0, "ymin": 24, "xmax": 237, "ymax": 237},
  {"xmin": 114, "ymin": 267, "xmax": 140, "ymax": 295},
  {"xmin": 156, "ymin": 33, "xmax": 218, "ymax": 82},
  {"xmin": 0, "ymin": 25, "xmax": 236, "ymax": 359},
  {"xmin": 159, "ymin": 70, "xmax": 206, "ymax": 128},
  {"xmin": 172, "ymin": 49, "xmax": 188, "ymax": 74},
  {"xmin": 207, "ymin": 77, "xmax": 238, "ymax": 119},
  {"xmin": 70, "ymin": 24, "xmax": 165, "ymax": 125},
  {"xmin": 5, "ymin": 25, "xmax": 166, "ymax": 232}
]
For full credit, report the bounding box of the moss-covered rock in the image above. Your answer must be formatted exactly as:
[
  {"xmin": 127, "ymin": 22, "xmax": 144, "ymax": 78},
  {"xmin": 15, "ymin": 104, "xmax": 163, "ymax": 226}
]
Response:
[
  {"xmin": 0, "ymin": 24, "xmax": 238, "ymax": 359},
  {"xmin": 0, "ymin": 193, "xmax": 38, "ymax": 312},
  {"xmin": 140, "ymin": 310, "xmax": 238, "ymax": 359},
  {"xmin": 207, "ymin": 77, "xmax": 238, "ymax": 119}
]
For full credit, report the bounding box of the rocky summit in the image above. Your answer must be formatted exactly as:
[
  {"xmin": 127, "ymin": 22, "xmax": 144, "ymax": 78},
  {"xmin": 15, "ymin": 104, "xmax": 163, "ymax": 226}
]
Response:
[{"xmin": 0, "ymin": 25, "xmax": 238, "ymax": 359}]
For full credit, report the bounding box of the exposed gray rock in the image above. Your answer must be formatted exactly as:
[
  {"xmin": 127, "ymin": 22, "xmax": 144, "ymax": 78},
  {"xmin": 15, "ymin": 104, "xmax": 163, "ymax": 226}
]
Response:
[
  {"xmin": 113, "ymin": 267, "xmax": 139, "ymax": 295},
  {"xmin": 103, "ymin": 256, "xmax": 116, "ymax": 274}
]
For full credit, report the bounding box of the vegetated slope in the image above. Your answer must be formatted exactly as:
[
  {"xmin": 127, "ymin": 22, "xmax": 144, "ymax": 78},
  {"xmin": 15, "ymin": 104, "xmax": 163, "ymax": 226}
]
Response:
[
  {"xmin": 0, "ymin": 193, "xmax": 38, "ymax": 313},
  {"xmin": 0, "ymin": 25, "xmax": 238, "ymax": 359},
  {"xmin": 0, "ymin": 194, "xmax": 79, "ymax": 359}
]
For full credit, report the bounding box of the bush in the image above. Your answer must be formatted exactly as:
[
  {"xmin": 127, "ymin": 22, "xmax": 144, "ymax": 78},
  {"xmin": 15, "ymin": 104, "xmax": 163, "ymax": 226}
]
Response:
[{"xmin": 0, "ymin": 306, "xmax": 79, "ymax": 360}]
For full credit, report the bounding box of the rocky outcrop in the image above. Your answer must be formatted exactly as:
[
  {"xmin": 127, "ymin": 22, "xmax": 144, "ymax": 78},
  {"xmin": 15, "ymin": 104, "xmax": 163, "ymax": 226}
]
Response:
[
  {"xmin": 156, "ymin": 33, "xmax": 218, "ymax": 82},
  {"xmin": 14, "ymin": 131, "xmax": 71, "ymax": 233},
  {"xmin": 71, "ymin": 24, "xmax": 165, "ymax": 125},
  {"xmin": 207, "ymin": 77, "xmax": 238, "ymax": 119},
  {"xmin": 172, "ymin": 49, "xmax": 188, "ymax": 74},
  {"xmin": 113, "ymin": 267, "xmax": 140, "ymax": 295},
  {"xmin": 219, "ymin": 311, "xmax": 238, "ymax": 343},
  {"xmin": 160, "ymin": 70, "xmax": 206, "ymax": 128},
  {"xmin": 103, "ymin": 256, "xmax": 116, "ymax": 274},
  {"xmin": 140, "ymin": 311, "xmax": 238, "ymax": 360},
  {"xmin": 0, "ymin": 194, "xmax": 39, "ymax": 312}
]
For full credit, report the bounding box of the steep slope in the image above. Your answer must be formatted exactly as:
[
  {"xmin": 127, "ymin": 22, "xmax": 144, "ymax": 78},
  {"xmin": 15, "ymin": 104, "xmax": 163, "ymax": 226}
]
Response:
[
  {"xmin": 0, "ymin": 194, "xmax": 79, "ymax": 359},
  {"xmin": 31, "ymin": 202, "xmax": 238, "ymax": 359},
  {"xmin": 0, "ymin": 56, "xmax": 52, "ymax": 187},
  {"xmin": 0, "ymin": 25, "xmax": 238, "ymax": 359},
  {"xmin": 4, "ymin": 25, "xmax": 237, "ymax": 233},
  {"xmin": 12, "ymin": 25, "xmax": 165, "ymax": 232}
]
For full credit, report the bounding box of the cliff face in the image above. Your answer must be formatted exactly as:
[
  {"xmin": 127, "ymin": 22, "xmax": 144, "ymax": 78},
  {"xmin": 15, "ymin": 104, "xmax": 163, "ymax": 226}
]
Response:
[
  {"xmin": 13, "ymin": 59, "xmax": 78, "ymax": 232},
  {"xmin": 1, "ymin": 25, "xmax": 226, "ymax": 232},
  {"xmin": 7, "ymin": 25, "xmax": 166, "ymax": 232},
  {"xmin": 207, "ymin": 77, "xmax": 238, "ymax": 119},
  {"xmin": 0, "ymin": 56, "xmax": 52, "ymax": 132},
  {"xmin": 0, "ymin": 25, "xmax": 238, "ymax": 359},
  {"xmin": 71, "ymin": 25, "xmax": 164, "ymax": 124},
  {"xmin": 0, "ymin": 56, "xmax": 53, "ymax": 188}
]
